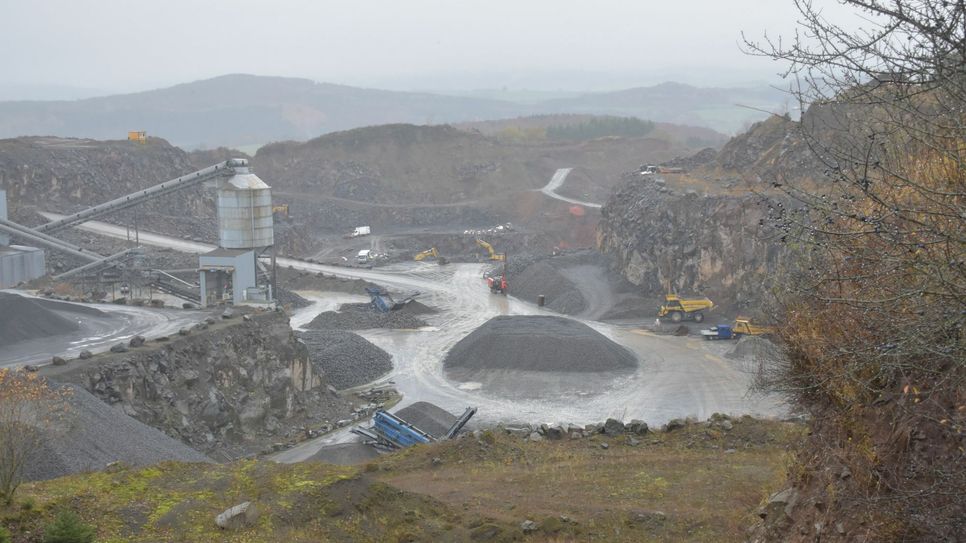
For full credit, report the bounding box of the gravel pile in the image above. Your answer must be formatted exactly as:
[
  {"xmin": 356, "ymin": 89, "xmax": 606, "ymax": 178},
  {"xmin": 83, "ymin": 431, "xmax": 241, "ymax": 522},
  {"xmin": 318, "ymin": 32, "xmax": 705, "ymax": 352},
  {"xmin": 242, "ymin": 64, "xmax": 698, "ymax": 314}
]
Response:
[
  {"xmin": 22, "ymin": 385, "xmax": 209, "ymax": 482},
  {"xmin": 0, "ymin": 292, "xmax": 100, "ymax": 345},
  {"xmin": 308, "ymin": 443, "xmax": 381, "ymax": 465},
  {"xmin": 305, "ymin": 302, "xmax": 431, "ymax": 331},
  {"xmin": 297, "ymin": 330, "xmax": 393, "ymax": 389},
  {"xmin": 510, "ymin": 260, "xmax": 585, "ymax": 314},
  {"xmin": 395, "ymin": 402, "xmax": 459, "ymax": 438},
  {"xmin": 276, "ymin": 286, "xmax": 311, "ymax": 309},
  {"xmin": 444, "ymin": 315, "xmax": 637, "ymax": 373},
  {"xmin": 727, "ymin": 335, "xmax": 783, "ymax": 362}
]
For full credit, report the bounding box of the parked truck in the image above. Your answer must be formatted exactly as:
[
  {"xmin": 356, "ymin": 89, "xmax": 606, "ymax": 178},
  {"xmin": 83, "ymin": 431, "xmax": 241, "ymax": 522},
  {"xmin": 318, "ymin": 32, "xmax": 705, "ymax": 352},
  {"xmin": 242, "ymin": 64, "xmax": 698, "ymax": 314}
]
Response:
[
  {"xmin": 346, "ymin": 226, "xmax": 371, "ymax": 238},
  {"xmin": 658, "ymin": 294, "xmax": 714, "ymax": 323},
  {"xmin": 701, "ymin": 317, "xmax": 777, "ymax": 340}
]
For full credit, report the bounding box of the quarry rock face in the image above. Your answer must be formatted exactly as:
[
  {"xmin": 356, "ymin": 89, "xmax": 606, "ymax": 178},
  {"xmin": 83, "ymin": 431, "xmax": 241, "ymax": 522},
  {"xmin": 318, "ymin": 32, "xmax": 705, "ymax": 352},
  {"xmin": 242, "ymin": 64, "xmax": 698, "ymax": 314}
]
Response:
[
  {"xmin": 597, "ymin": 174, "xmax": 787, "ymax": 308},
  {"xmin": 64, "ymin": 312, "xmax": 347, "ymax": 455}
]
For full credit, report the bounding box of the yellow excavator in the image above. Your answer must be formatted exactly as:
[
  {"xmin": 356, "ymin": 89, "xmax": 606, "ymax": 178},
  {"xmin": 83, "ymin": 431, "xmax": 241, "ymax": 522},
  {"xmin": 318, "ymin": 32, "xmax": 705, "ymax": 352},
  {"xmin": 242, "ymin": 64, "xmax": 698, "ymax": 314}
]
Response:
[
  {"xmin": 476, "ymin": 239, "xmax": 506, "ymax": 261},
  {"xmin": 657, "ymin": 293, "xmax": 714, "ymax": 323},
  {"xmin": 414, "ymin": 248, "xmax": 447, "ymax": 265}
]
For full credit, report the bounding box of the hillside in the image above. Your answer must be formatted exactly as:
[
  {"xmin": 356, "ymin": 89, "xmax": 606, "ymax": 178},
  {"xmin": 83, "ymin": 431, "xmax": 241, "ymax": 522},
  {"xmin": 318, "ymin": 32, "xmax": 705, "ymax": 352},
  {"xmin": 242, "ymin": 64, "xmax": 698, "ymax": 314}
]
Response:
[
  {"xmin": 2, "ymin": 418, "xmax": 804, "ymax": 543},
  {"xmin": 0, "ymin": 74, "xmax": 523, "ymax": 149},
  {"xmin": 0, "ymin": 75, "xmax": 783, "ymax": 149},
  {"xmin": 542, "ymin": 82, "xmax": 788, "ymax": 134}
]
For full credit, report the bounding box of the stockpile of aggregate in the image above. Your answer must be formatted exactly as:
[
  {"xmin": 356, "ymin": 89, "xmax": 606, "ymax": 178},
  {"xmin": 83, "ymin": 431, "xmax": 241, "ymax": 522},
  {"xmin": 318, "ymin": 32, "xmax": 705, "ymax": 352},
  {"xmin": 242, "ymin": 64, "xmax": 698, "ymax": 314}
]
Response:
[
  {"xmin": 394, "ymin": 402, "xmax": 459, "ymax": 438},
  {"xmin": 727, "ymin": 335, "xmax": 783, "ymax": 362},
  {"xmin": 305, "ymin": 301, "xmax": 433, "ymax": 331},
  {"xmin": 297, "ymin": 330, "xmax": 393, "ymax": 390},
  {"xmin": 509, "ymin": 260, "xmax": 585, "ymax": 314},
  {"xmin": 0, "ymin": 292, "xmax": 101, "ymax": 345},
  {"xmin": 22, "ymin": 385, "xmax": 210, "ymax": 482},
  {"xmin": 308, "ymin": 443, "xmax": 381, "ymax": 465},
  {"xmin": 443, "ymin": 315, "xmax": 637, "ymax": 373}
]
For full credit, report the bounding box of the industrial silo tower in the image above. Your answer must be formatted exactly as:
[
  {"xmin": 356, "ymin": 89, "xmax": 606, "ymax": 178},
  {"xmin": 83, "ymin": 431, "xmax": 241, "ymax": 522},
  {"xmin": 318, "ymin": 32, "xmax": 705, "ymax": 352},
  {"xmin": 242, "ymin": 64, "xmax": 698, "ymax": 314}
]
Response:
[{"xmin": 198, "ymin": 162, "xmax": 277, "ymax": 308}]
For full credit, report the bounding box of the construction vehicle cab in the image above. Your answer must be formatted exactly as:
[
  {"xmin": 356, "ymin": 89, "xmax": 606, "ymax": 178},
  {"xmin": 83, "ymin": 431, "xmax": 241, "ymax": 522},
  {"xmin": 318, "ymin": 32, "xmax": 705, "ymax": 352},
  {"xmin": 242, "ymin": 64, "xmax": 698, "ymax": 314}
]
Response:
[
  {"xmin": 127, "ymin": 131, "xmax": 147, "ymax": 143},
  {"xmin": 658, "ymin": 294, "xmax": 713, "ymax": 323}
]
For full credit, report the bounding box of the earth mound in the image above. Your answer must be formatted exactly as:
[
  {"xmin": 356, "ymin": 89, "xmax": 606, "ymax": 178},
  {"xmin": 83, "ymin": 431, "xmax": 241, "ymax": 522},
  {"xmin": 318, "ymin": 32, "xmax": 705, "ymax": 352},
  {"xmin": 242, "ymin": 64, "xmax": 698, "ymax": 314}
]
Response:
[
  {"xmin": 443, "ymin": 315, "xmax": 637, "ymax": 373},
  {"xmin": 297, "ymin": 330, "xmax": 393, "ymax": 390},
  {"xmin": 305, "ymin": 301, "xmax": 432, "ymax": 331},
  {"xmin": 0, "ymin": 292, "xmax": 84, "ymax": 345}
]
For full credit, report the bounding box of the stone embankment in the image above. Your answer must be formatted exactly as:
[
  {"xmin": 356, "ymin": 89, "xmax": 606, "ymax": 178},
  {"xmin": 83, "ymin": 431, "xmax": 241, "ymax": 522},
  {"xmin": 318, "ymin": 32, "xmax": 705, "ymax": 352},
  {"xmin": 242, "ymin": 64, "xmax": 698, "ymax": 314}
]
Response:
[
  {"xmin": 44, "ymin": 310, "xmax": 354, "ymax": 458},
  {"xmin": 597, "ymin": 173, "xmax": 786, "ymax": 309}
]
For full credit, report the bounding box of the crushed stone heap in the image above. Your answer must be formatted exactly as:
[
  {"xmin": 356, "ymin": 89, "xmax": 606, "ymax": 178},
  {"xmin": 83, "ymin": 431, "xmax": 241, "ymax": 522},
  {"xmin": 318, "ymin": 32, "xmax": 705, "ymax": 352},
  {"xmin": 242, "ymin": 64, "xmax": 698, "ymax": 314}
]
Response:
[
  {"xmin": 443, "ymin": 315, "xmax": 637, "ymax": 373},
  {"xmin": 0, "ymin": 292, "xmax": 107, "ymax": 345}
]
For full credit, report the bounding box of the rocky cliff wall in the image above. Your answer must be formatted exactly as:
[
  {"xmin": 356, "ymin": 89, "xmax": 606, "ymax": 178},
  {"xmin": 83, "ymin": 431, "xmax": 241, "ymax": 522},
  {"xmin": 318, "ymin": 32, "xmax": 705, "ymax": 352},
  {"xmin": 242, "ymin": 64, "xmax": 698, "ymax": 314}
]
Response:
[
  {"xmin": 49, "ymin": 311, "xmax": 352, "ymax": 458},
  {"xmin": 597, "ymin": 174, "xmax": 786, "ymax": 310}
]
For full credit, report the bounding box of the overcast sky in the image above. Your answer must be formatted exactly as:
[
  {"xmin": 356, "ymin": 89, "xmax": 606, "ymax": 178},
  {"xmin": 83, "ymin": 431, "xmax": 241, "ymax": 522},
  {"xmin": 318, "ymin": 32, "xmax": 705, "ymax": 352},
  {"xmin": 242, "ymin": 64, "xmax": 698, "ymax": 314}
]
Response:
[{"xmin": 1, "ymin": 0, "xmax": 859, "ymax": 98}]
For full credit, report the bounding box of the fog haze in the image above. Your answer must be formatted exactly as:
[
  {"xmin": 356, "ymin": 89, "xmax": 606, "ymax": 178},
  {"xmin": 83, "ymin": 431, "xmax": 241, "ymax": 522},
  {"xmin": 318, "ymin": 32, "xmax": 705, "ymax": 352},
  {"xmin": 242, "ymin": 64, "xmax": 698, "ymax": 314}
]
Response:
[{"xmin": 1, "ymin": 0, "xmax": 856, "ymax": 99}]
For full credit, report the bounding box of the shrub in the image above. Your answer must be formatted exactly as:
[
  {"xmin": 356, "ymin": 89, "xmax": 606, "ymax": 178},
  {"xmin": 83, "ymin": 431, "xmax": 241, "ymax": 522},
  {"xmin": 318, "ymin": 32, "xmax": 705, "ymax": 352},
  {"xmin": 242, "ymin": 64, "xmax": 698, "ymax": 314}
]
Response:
[
  {"xmin": 0, "ymin": 525, "xmax": 11, "ymax": 543},
  {"xmin": 43, "ymin": 511, "xmax": 95, "ymax": 543}
]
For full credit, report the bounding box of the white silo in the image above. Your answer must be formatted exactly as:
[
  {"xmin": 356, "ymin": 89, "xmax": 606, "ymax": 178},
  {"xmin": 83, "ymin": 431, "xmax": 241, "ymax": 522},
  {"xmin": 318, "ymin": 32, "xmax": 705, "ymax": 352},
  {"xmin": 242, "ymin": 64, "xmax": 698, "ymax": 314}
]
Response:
[{"xmin": 216, "ymin": 166, "xmax": 274, "ymax": 249}]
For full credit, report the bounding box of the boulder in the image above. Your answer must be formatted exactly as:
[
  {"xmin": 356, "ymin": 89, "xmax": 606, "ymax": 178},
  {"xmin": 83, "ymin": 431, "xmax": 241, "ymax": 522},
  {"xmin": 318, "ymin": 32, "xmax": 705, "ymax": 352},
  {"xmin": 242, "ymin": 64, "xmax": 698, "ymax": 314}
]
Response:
[
  {"xmin": 23, "ymin": 365, "xmax": 39, "ymax": 372},
  {"xmin": 110, "ymin": 343, "xmax": 128, "ymax": 354},
  {"xmin": 215, "ymin": 501, "xmax": 259, "ymax": 530},
  {"xmin": 520, "ymin": 520, "xmax": 539, "ymax": 534},
  {"xmin": 603, "ymin": 418, "xmax": 625, "ymax": 436},
  {"xmin": 78, "ymin": 350, "xmax": 93, "ymax": 360},
  {"xmin": 527, "ymin": 431, "xmax": 543, "ymax": 442},
  {"xmin": 204, "ymin": 317, "xmax": 216, "ymax": 325},
  {"xmin": 129, "ymin": 335, "xmax": 145, "ymax": 347},
  {"xmin": 664, "ymin": 418, "xmax": 686, "ymax": 432},
  {"xmin": 51, "ymin": 356, "xmax": 67, "ymax": 366},
  {"xmin": 178, "ymin": 328, "xmax": 191, "ymax": 336},
  {"xmin": 544, "ymin": 425, "xmax": 564, "ymax": 440},
  {"xmin": 221, "ymin": 309, "xmax": 234, "ymax": 320},
  {"xmin": 627, "ymin": 419, "xmax": 649, "ymax": 435}
]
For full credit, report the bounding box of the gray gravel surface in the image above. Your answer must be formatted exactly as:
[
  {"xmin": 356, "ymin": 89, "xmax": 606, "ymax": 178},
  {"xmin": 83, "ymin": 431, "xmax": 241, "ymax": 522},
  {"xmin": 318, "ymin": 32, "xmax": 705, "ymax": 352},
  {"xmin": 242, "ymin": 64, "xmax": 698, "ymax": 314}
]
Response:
[
  {"xmin": 22, "ymin": 385, "xmax": 209, "ymax": 482},
  {"xmin": 0, "ymin": 292, "xmax": 109, "ymax": 345},
  {"xmin": 307, "ymin": 443, "xmax": 381, "ymax": 465},
  {"xmin": 395, "ymin": 401, "xmax": 459, "ymax": 438},
  {"xmin": 443, "ymin": 315, "xmax": 638, "ymax": 373},
  {"xmin": 297, "ymin": 330, "xmax": 393, "ymax": 390},
  {"xmin": 305, "ymin": 302, "xmax": 430, "ymax": 330}
]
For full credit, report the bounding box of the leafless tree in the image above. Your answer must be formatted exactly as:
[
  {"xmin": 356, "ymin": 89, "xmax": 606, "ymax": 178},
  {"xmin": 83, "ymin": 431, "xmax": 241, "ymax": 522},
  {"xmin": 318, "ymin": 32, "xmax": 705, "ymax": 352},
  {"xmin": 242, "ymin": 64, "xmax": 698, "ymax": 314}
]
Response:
[
  {"xmin": 743, "ymin": 1, "xmax": 966, "ymax": 539},
  {"xmin": 0, "ymin": 369, "xmax": 71, "ymax": 503}
]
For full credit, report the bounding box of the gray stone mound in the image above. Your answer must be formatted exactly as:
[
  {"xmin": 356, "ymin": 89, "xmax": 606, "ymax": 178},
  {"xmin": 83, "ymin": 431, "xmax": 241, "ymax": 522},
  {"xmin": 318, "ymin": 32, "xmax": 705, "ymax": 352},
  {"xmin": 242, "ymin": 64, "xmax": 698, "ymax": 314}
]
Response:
[
  {"xmin": 727, "ymin": 335, "xmax": 783, "ymax": 362},
  {"xmin": 0, "ymin": 292, "xmax": 82, "ymax": 345},
  {"xmin": 510, "ymin": 261, "xmax": 585, "ymax": 315},
  {"xmin": 297, "ymin": 330, "xmax": 393, "ymax": 390},
  {"xmin": 22, "ymin": 385, "xmax": 209, "ymax": 482},
  {"xmin": 305, "ymin": 302, "xmax": 430, "ymax": 331},
  {"xmin": 444, "ymin": 315, "xmax": 637, "ymax": 373},
  {"xmin": 308, "ymin": 443, "xmax": 381, "ymax": 465},
  {"xmin": 395, "ymin": 402, "xmax": 458, "ymax": 438}
]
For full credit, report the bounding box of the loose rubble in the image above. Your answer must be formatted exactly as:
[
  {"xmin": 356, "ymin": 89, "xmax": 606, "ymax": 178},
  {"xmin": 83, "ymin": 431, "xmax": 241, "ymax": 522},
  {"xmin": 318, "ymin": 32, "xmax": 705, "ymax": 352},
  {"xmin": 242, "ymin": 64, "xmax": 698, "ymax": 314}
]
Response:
[{"xmin": 297, "ymin": 330, "xmax": 393, "ymax": 390}]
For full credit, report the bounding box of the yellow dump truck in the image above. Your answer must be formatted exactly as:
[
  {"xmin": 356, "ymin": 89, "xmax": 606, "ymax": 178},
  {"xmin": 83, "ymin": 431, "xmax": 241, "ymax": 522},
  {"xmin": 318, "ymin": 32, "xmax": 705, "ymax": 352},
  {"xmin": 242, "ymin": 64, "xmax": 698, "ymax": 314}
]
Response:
[
  {"xmin": 732, "ymin": 317, "xmax": 776, "ymax": 336},
  {"xmin": 658, "ymin": 294, "xmax": 714, "ymax": 323}
]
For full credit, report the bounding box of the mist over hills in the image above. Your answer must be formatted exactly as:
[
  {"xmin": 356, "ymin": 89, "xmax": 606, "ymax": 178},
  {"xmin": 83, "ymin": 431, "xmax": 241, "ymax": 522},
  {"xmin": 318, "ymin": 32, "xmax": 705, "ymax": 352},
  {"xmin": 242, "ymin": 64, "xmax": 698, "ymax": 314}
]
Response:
[{"xmin": 0, "ymin": 74, "xmax": 785, "ymax": 149}]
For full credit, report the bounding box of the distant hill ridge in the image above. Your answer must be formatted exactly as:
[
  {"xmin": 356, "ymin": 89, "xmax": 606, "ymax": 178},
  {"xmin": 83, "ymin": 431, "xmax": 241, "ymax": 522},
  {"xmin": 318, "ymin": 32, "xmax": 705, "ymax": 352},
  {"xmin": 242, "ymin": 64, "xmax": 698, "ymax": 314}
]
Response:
[{"xmin": 0, "ymin": 74, "xmax": 783, "ymax": 148}]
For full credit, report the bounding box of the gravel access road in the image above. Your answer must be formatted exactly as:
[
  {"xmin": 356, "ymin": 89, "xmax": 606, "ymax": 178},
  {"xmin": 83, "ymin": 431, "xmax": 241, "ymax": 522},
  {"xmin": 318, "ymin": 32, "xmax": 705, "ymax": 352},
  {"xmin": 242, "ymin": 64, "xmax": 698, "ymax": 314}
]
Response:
[
  {"xmin": 0, "ymin": 290, "xmax": 205, "ymax": 368},
  {"xmin": 538, "ymin": 168, "xmax": 603, "ymax": 208}
]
